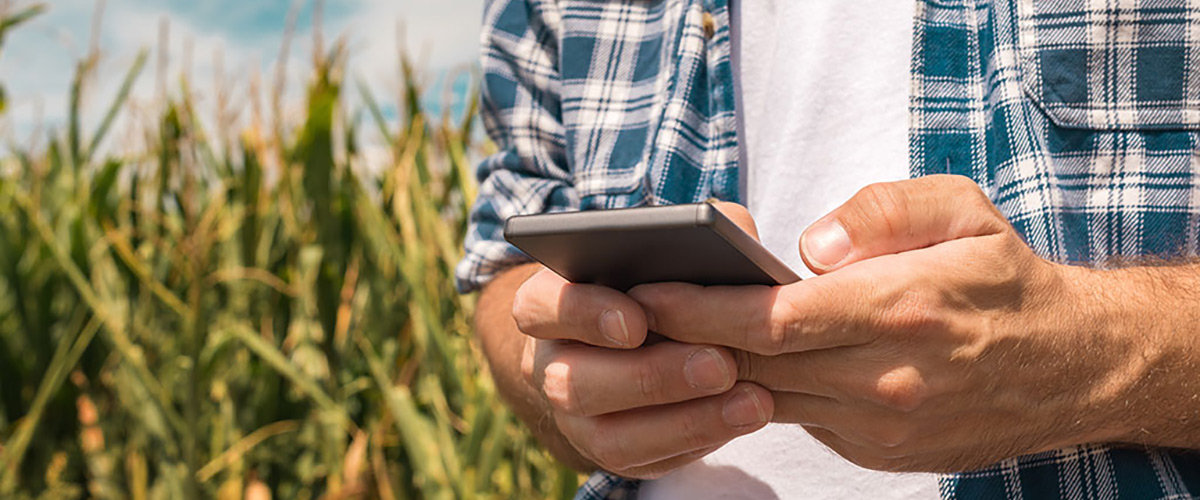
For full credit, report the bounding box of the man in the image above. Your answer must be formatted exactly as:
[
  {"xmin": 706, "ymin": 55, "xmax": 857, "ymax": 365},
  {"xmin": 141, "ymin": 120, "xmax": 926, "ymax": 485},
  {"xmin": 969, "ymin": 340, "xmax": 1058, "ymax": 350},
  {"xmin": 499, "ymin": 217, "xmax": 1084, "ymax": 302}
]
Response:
[{"xmin": 457, "ymin": 0, "xmax": 1200, "ymax": 498}]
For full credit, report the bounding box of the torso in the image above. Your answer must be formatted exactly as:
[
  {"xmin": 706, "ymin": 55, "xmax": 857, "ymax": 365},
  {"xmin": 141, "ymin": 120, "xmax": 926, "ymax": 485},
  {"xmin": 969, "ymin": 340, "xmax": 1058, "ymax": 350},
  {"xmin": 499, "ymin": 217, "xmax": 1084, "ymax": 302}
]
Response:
[
  {"xmin": 642, "ymin": 1, "xmax": 936, "ymax": 496},
  {"xmin": 474, "ymin": 0, "xmax": 1200, "ymax": 496}
]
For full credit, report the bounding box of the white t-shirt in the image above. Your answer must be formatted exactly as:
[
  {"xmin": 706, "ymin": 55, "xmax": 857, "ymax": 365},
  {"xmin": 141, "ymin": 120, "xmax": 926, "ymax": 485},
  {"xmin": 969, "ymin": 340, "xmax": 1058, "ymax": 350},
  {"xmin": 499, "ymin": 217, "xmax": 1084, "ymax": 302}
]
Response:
[{"xmin": 641, "ymin": 1, "xmax": 940, "ymax": 498}]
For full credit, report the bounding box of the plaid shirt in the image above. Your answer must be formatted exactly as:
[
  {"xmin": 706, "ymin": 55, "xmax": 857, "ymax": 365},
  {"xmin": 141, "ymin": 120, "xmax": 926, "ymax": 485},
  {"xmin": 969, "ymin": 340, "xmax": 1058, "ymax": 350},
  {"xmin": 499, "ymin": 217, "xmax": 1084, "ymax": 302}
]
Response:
[{"xmin": 458, "ymin": 0, "xmax": 1200, "ymax": 498}]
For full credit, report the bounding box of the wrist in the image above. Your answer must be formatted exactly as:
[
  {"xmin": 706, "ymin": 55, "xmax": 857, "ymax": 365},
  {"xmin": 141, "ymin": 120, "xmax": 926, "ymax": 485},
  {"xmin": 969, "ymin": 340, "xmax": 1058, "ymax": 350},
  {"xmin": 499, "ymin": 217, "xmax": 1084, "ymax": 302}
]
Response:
[
  {"xmin": 1058, "ymin": 263, "xmax": 1199, "ymax": 447},
  {"xmin": 476, "ymin": 264, "xmax": 598, "ymax": 471},
  {"xmin": 1030, "ymin": 263, "xmax": 1147, "ymax": 447}
]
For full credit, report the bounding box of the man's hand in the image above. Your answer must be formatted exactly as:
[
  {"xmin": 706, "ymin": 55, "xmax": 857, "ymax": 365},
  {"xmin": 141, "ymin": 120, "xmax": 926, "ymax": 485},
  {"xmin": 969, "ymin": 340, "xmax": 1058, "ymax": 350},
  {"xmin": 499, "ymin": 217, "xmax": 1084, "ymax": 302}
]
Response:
[
  {"xmin": 513, "ymin": 269, "xmax": 772, "ymax": 479},
  {"xmin": 630, "ymin": 175, "xmax": 1200, "ymax": 472},
  {"xmin": 478, "ymin": 203, "xmax": 774, "ymax": 479}
]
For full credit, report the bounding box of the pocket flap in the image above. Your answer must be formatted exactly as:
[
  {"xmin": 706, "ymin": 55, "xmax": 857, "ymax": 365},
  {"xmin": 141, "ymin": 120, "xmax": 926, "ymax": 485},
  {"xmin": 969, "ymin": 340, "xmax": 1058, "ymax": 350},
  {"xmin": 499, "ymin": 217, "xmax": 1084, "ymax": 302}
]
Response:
[{"xmin": 1018, "ymin": 0, "xmax": 1200, "ymax": 130}]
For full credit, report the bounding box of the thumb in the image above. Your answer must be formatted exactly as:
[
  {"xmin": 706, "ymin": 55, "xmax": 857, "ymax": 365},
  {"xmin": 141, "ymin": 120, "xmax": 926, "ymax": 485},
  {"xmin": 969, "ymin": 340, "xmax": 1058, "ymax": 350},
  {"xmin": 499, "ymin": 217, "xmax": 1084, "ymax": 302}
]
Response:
[{"xmin": 799, "ymin": 175, "xmax": 1010, "ymax": 274}]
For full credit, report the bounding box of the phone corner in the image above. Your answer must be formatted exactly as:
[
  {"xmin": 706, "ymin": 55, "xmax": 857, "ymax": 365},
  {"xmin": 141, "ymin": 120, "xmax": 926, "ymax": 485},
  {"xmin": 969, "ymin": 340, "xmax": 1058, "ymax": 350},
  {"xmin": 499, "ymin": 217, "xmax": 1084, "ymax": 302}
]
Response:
[
  {"xmin": 501, "ymin": 216, "xmax": 517, "ymax": 244},
  {"xmin": 695, "ymin": 202, "xmax": 719, "ymax": 227}
]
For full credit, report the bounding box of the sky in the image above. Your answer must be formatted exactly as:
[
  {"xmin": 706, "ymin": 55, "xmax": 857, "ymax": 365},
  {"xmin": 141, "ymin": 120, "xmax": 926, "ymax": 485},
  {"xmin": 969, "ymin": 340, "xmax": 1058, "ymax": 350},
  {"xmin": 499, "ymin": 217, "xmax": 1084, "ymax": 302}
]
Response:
[{"xmin": 0, "ymin": 0, "xmax": 483, "ymax": 143}]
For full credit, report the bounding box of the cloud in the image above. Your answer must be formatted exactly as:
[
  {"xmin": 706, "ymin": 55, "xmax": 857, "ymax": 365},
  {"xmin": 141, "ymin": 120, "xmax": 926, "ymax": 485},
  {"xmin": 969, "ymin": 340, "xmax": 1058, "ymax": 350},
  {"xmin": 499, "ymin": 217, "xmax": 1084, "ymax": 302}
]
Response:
[
  {"xmin": 0, "ymin": 0, "xmax": 483, "ymax": 145},
  {"xmin": 340, "ymin": 0, "xmax": 482, "ymax": 80}
]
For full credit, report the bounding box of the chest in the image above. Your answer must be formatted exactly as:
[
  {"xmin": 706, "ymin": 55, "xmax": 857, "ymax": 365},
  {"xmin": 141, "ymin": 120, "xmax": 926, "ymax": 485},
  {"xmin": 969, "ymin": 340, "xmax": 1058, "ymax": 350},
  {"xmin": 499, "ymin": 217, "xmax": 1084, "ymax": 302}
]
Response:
[{"xmin": 554, "ymin": 0, "xmax": 1200, "ymax": 263}]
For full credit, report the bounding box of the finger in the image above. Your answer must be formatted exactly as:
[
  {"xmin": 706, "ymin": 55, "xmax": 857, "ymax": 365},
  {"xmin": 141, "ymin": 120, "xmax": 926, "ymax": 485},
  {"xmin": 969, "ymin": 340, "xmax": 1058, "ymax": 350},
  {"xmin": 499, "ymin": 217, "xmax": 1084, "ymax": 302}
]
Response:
[
  {"xmin": 710, "ymin": 201, "xmax": 760, "ymax": 241},
  {"xmin": 559, "ymin": 382, "xmax": 773, "ymax": 471},
  {"xmin": 629, "ymin": 275, "xmax": 877, "ymax": 355},
  {"xmin": 734, "ymin": 349, "xmax": 850, "ymax": 399},
  {"xmin": 803, "ymin": 425, "xmax": 904, "ymax": 472},
  {"xmin": 534, "ymin": 341, "xmax": 737, "ymax": 416},
  {"xmin": 806, "ymin": 416, "xmax": 1016, "ymax": 473},
  {"xmin": 608, "ymin": 444, "xmax": 723, "ymax": 480},
  {"xmin": 513, "ymin": 267, "xmax": 649, "ymax": 348},
  {"xmin": 799, "ymin": 175, "xmax": 1010, "ymax": 274},
  {"xmin": 772, "ymin": 392, "xmax": 896, "ymax": 449},
  {"xmin": 735, "ymin": 348, "xmax": 932, "ymax": 411},
  {"xmin": 783, "ymin": 396, "xmax": 1022, "ymax": 473},
  {"xmin": 770, "ymin": 392, "xmax": 842, "ymax": 428}
]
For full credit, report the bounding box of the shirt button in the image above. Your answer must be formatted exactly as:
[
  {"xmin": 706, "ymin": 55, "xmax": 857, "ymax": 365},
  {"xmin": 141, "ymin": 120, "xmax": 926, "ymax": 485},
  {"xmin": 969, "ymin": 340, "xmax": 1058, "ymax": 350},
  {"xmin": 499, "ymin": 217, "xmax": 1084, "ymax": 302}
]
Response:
[{"xmin": 702, "ymin": 11, "xmax": 715, "ymax": 39}]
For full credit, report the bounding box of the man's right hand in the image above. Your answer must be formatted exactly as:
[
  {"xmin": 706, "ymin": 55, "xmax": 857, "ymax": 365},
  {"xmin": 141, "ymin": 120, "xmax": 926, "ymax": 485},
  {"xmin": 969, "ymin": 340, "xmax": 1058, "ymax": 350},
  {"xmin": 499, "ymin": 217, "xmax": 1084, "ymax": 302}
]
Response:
[{"xmin": 511, "ymin": 268, "xmax": 773, "ymax": 479}]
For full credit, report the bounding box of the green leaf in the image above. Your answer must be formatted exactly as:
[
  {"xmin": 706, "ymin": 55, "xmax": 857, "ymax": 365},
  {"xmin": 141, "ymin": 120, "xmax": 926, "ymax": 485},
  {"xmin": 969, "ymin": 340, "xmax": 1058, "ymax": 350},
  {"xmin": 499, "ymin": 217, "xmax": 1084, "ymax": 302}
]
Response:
[
  {"xmin": 85, "ymin": 49, "xmax": 148, "ymax": 164},
  {"xmin": 67, "ymin": 57, "xmax": 94, "ymax": 167},
  {"xmin": 0, "ymin": 15, "xmax": 583, "ymax": 497},
  {"xmin": 357, "ymin": 80, "xmax": 395, "ymax": 149},
  {"xmin": 0, "ymin": 4, "xmax": 45, "ymax": 46},
  {"xmin": 224, "ymin": 322, "xmax": 353, "ymax": 431},
  {"xmin": 89, "ymin": 159, "xmax": 122, "ymax": 222},
  {"xmin": 358, "ymin": 337, "xmax": 453, "ymax": 500},
  {"xmin": 0, "ymin": 318, "xmax": 100, "ymax": 494}
]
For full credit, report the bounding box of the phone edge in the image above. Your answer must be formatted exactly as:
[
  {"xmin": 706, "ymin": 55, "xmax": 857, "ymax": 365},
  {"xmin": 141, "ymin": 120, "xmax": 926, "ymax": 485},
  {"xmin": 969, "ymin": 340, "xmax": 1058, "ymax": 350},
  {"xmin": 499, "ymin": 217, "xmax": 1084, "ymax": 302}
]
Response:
[
  {"xmin": 705, "ymin": 206, "xmax": 802, "ymax": 285},
  {"xmin": 504, "ymin": 204, "xmax": 706, "ymax": 239}
]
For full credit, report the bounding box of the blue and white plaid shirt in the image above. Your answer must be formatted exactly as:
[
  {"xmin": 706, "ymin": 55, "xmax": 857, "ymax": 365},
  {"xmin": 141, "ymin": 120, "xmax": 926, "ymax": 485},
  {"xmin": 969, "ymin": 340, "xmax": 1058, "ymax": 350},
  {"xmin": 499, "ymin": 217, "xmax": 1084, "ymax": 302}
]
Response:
[{"xmin": 457, "ymin": 0, "xmax": 1200, "ymax": 498}]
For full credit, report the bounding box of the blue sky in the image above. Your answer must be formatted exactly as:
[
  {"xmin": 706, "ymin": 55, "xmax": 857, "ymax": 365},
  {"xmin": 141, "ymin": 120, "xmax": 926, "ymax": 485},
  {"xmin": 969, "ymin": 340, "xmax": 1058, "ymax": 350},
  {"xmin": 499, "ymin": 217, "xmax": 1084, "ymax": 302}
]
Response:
[{"xmin": 0, "ymin": 0, "xmax": 482, "ymax": 140}]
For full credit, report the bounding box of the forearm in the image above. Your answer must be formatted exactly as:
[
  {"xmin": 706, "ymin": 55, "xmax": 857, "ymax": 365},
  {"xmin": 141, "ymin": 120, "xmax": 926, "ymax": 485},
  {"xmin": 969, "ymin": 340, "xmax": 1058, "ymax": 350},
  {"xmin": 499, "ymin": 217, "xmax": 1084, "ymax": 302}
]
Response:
[
  {"xmin": 475, "ymin": 263, "xmax": 598, "ymax": 471},
  {"xmin": 1076, "ymin": 262, "xmax": 1200, "ymax": 449}
]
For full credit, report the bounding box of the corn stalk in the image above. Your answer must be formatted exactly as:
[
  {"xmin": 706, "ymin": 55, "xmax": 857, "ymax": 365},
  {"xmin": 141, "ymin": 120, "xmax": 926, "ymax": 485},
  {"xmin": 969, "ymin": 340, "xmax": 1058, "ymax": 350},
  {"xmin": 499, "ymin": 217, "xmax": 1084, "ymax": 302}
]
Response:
[{"xmin": 0, "ymin": 3, "xmax": 580, "ymax": 498}]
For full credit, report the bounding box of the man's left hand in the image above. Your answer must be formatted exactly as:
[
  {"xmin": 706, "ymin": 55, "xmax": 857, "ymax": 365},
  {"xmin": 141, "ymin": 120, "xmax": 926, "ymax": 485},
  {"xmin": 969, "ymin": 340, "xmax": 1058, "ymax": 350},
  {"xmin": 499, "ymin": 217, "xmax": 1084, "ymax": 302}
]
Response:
[{"xmin": 629, "ymin": 175, "xmax": 1151, "ymax": 473}]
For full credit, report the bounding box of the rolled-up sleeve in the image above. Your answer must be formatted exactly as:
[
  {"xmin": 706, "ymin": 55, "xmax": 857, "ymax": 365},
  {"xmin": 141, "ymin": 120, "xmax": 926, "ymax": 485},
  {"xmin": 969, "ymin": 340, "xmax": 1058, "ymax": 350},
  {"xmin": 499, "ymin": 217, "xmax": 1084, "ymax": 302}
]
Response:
[{"xmin": 455, "ymin": 0, "xmax": 579, "ymax": 294}]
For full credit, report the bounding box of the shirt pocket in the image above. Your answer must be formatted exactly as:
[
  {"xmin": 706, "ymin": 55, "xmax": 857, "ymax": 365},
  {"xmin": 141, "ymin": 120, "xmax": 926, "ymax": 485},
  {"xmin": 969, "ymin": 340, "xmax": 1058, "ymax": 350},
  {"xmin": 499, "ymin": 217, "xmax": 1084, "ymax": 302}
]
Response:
[{"xmin": 1016, "ymin": 0, "xmax": 1200, "ymax": 130}]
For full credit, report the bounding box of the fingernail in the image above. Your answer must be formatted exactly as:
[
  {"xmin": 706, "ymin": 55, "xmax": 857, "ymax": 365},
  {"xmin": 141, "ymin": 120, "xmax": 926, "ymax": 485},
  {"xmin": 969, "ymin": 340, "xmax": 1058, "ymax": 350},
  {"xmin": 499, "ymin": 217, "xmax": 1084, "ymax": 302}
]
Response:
[
  {"xmin": 723, "ymin": 388, "xmax": 767, "ymax": 428},
  {"xmin": 684, "ymin": 348, "xmax": 731, "ymax": 391},
  {"xmin": 600, "ymin": 309, "xmax": 630, "ymax": 346},
  {"xmin": 802, "ymin": 219, "xmax": 851, "ymax": 271}
]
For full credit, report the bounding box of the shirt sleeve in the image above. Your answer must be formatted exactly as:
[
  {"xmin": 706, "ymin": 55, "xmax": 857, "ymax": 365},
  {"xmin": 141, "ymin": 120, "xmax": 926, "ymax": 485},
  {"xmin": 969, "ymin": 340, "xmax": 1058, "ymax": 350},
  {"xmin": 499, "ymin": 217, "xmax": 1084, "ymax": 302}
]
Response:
[{"xmin": 455, "ymin": 0, "xmax": 579, "ymax": 294}]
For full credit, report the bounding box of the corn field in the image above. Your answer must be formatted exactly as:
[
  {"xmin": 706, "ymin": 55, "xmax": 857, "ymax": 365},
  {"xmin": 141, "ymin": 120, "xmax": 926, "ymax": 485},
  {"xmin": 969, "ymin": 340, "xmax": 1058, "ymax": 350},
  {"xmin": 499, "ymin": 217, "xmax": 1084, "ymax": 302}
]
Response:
[{"xmin": 0, "ymin": 3, "xmax": 577, "ymax": 498}]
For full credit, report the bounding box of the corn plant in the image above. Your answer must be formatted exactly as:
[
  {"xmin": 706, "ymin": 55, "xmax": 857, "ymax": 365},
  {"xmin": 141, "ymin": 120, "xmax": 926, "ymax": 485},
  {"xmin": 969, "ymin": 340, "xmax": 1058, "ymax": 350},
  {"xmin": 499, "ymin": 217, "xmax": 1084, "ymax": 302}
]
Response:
[
  {"xmin": 0, "ymin": 3, "xmax": 578, "ymax": 498},
  {"xmin": 0, "ymin": 2, "xmax": 45, "ymax": 115}
]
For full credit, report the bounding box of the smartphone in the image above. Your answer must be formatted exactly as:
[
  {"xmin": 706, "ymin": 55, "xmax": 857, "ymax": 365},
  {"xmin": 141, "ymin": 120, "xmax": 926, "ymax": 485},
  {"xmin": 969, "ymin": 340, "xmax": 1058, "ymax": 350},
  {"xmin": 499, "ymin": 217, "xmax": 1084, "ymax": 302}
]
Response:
[{"xmin": 503, "ymin": 203, "xmax": 800, "ymax": 291}]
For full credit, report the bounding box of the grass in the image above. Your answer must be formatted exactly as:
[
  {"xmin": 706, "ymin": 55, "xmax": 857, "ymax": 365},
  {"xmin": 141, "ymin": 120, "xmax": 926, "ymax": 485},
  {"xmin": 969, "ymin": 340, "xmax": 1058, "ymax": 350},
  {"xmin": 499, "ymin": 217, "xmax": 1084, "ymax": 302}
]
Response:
[{"xmin": 0, "ymin": 2, "xmax": 578, "ymax": 498}]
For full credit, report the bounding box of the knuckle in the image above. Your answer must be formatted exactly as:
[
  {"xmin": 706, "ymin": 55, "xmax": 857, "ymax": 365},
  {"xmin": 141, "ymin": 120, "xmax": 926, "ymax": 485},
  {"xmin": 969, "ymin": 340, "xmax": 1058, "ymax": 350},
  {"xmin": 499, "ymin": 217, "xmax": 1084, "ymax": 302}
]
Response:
[
  {"xmin": 676, "ymin": 411, "xmax": 712, "ymax": 451},
  {"xmin": 756, "ymin": 324, "xmax": 788, "ymax": 356},
  {"xmin": 944, "ymin": 174, "xmax": 975, "ymax": 191},
  {"xmin": 966, "ymin": 188, "xmax": 993, "ymax": 211},
  {"xmin": 947, "ymin": 176, "xmax": 1006, "ymax": 227},
  {"xmin": 541, "ymin": 361, "xmax": 587, "ymax": 415},
  {"xmin": 853, "ymin": 182, "xmax": 910, "ymax": 237},
  {"xmin": 588, "ymin": 424, "xmax": 633, "ymax": 471},
  {"xmin": 751, "ymin": 298, "xmax": 796, "ymax": 355},
  {"xmin": 882, "ymin": 289, "xmax": 940, "ymax": 332},
  {"xmin": 950, "ymin": 175, "xmax": 987, "ymax": 201},
  {"xmin": 967, "ymin": 196, "xmax": 1000, "ymax": 223},
  {"xmin": 873, "ymin": 367, "xmax": 928, "ymax": 412},
  {"xmin": 733, "ymin": 349, "xmax": 758, "ymax": 382},
  {"xmin": 511, "ymin": 287, "xmax": 539, "ymax": 335},
  {"xmin": 636, "ymin": 361, "xmax": 667, "ymax": 402}
]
